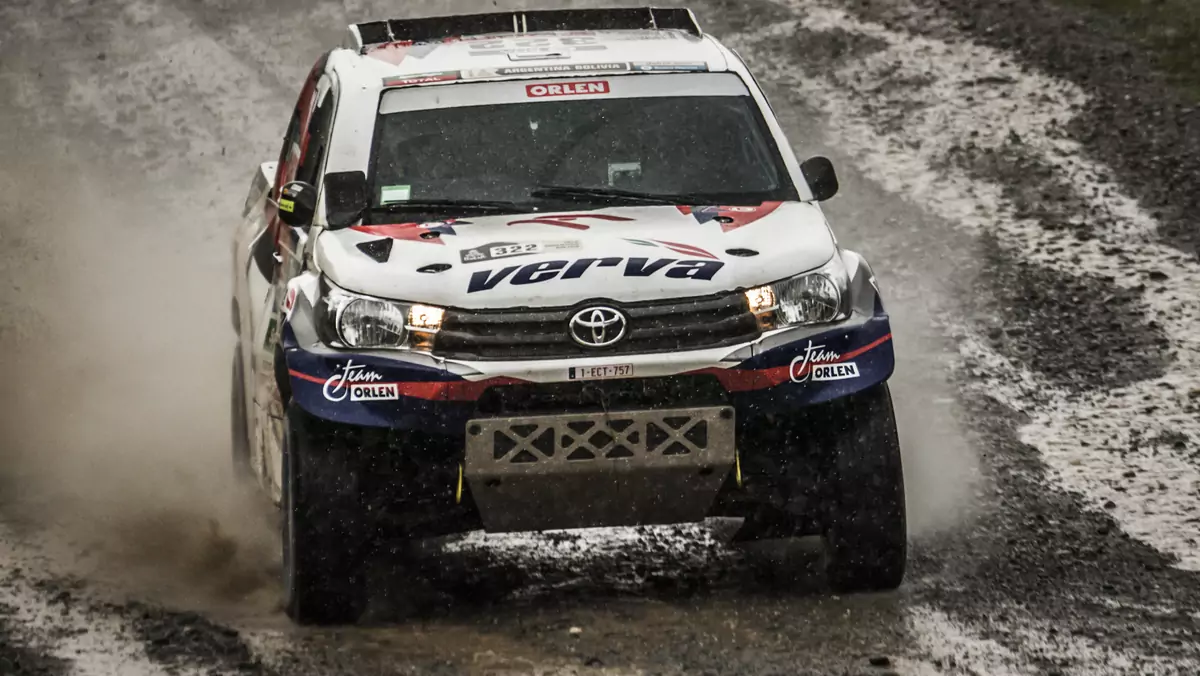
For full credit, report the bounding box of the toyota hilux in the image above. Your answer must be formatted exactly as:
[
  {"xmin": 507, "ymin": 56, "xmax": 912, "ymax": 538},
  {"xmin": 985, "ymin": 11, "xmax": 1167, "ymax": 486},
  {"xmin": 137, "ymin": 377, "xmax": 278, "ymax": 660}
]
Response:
[{"xmin": 230, "ymin": 7, "xmax": 905, "ymax": 625}]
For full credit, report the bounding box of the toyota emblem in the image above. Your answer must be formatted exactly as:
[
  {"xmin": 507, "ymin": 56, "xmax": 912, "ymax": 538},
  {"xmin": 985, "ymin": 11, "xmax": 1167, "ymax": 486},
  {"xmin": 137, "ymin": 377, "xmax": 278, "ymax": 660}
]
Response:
[{"xmin": 568, "ymin": 306, "xmax": 627, "ymax": 348}]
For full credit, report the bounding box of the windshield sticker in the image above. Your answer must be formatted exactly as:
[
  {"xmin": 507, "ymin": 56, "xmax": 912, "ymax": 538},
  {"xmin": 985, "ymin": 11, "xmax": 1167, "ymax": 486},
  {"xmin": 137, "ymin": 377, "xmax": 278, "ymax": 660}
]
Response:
[
  {"xmin": 467, "ymin": 257, "xmax": 724, "ymax": 293},
  {"xmin": 380, "ymin": 185, "xmax": 412, "ymax": 204},
  {"xmin": 622, "ymin": 238, "xmax": 718, "ymax": 260},
  {"xmin": 631, "ymin": 62, "xmax": 710, "ymax": 72},
  {"xmin": 607, "ymin": 161, "xmax": 642, "ymax": 186},
  {"xmin": 497, "ymin": 62, "xmax": 629, "ymax": 76},
  {"xmin": 382, "ymin": 72, "xmax": 461, "ymax": 88},
  {"xmin": 507, "ymin": 213, "xmax": 633, "ymax": 230},
  {"xmin": 460, "ymin": 240, "xmax": 581, "ymax": 264},
  {"xmin": 526, "ymin": 81, "xmax": 610, "ymax": 98}
]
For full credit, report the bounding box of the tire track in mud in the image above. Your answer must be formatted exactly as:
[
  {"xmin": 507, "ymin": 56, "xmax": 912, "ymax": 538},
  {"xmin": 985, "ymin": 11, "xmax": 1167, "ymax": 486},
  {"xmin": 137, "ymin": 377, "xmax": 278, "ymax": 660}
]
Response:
[
  {"xmin": 727, "ymin": 0, "xmax": 1200, "ymax": 671},
  {"xmin": 0, "ymin": 534, "xmax": 194, "ymax": 676}
]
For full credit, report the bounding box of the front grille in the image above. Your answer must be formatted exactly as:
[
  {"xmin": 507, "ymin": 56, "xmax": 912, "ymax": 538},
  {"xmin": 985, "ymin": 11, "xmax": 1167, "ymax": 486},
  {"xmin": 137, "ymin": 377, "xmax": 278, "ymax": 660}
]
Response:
[
  {"xmin": 434, "ymin": 293, "xmax": 761, "ymax": 360},
  {"xmin": 476, "ymin": 374, "xmax": 730, "ymax": 416}
]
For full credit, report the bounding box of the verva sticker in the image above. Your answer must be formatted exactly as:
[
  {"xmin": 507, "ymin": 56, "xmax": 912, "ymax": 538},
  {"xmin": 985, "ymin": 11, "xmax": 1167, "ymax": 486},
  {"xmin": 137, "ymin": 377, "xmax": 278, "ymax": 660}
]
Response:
[
  {"xmin": 526, "ymin": 81, "xmax": 610, "ymax": 98},
  {"xmin": 568, "ymin": 364, "xmax": 634, "ymax": 381}
]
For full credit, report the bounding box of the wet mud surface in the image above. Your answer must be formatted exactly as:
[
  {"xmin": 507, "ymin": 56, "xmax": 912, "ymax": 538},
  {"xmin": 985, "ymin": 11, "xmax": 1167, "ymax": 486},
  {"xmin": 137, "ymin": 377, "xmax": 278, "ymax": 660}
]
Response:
[
  {"xmin": 2, "ymin": 0, "xmax": 1200, "ymax": 674},
  {"xmin": 973, "ymin": 232, "xmax": 1170, "ymax": 391},
  {"xmin": 842, "ymin": 0, "xmax": 1200, "ymax": 259}
]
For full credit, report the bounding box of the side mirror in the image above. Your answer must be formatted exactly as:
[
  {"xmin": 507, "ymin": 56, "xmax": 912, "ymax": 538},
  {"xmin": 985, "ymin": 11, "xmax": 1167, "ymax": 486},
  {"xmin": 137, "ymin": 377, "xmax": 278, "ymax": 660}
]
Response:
[
  {"xmin": 323, "ymin": 171, "xmax": 370, "ymax": 229},
  {"xmin": 800, "ymin": 156, "xmax": 839, "ymax": 202},
  {"xmin": 278, "ymin": 181, "xmax": 317, "ymax": 227}
]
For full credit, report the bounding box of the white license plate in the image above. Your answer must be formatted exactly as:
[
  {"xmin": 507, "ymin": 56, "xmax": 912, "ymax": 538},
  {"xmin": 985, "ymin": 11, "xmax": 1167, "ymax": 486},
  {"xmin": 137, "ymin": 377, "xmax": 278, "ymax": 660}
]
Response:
[{"xmin": 568, "ymin": 364, "xmax": 634, "ymax": 380}]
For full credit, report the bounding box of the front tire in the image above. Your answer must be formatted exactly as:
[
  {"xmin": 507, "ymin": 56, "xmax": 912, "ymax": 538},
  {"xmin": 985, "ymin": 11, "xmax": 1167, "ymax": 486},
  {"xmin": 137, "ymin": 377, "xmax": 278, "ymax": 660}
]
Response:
[
  {"xmin": 820, "ymin": 382, "xmax": 907, "ymax": 592},
  {"xmin": 732, "ymin": 383, "xmax": 907, "ymax": 593},
  {"xmin": 282, "ymin": 404, "xmax": 370, "ymax": 625}
]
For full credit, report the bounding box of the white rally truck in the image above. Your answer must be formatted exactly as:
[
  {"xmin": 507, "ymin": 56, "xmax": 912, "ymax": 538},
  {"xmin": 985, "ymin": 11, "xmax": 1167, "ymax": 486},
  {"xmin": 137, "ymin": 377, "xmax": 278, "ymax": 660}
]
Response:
[{"xmin": 230, "ymin": 7, "xmax": 905, "ymax": 625}]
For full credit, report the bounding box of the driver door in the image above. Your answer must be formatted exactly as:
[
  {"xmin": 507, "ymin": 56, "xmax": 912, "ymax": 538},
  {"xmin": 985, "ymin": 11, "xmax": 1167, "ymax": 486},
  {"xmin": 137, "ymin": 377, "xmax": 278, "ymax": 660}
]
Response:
[{"xmin": 245, "ymin": 55, "xmax": 335, "ymax": 501}]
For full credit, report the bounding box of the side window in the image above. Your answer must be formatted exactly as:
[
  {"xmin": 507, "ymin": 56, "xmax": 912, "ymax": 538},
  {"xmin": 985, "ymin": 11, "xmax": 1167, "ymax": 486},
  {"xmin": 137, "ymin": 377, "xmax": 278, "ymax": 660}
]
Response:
[
  {"xmin": 295, "ymin": 80, "xmax": 337, "ymax": 187},
  {"xmin": 272, "ymin": 110, "xmax": 302, "ymax": 198}
]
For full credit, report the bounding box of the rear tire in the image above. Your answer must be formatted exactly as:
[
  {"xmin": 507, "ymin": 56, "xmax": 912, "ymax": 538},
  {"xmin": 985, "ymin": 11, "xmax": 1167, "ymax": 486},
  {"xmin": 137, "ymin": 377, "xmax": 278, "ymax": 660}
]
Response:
[
  {"xmin": 820, "ymin": 382, "xmax": 907, "ymax": 593},
  {"xmin": 282, "ymin": 404, "xmax": 370, "ymax": 625},
  {"xmin": 231, "ymin": 347, "xmax": 252, "ymax": 482}
]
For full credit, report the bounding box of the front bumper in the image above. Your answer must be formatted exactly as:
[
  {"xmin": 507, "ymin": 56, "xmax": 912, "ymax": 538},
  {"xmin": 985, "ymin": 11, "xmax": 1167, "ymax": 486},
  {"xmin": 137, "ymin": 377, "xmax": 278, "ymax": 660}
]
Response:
[{"xmin": 281, "ymin": 304, "xmax": 895, "ymax": 435}]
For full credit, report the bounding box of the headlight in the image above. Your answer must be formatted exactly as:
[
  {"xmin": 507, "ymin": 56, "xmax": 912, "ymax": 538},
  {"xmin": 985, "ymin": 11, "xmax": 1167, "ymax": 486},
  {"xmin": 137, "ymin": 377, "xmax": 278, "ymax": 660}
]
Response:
[
  {"xmin": 744, "ymin": 253, "xmax": 850, "ymax": 329},
  {"xmin": 314, "ymin": 276, "xmax": 443, "ymax": 350}
]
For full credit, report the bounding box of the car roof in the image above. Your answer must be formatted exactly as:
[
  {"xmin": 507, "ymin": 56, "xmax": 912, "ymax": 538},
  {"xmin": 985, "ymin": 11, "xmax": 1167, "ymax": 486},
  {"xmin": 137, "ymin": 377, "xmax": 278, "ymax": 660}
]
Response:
[{"xmin": 331, "ymin": 28, "xmax": 732, "ymax": 90}]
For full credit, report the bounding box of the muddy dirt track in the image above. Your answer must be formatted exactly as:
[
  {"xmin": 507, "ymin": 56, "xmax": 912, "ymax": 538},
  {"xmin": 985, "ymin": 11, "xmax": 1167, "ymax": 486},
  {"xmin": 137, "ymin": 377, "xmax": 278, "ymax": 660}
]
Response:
[{"xmin": 2, "ymin": 0, "xmax": 1200, "ymax": 673}]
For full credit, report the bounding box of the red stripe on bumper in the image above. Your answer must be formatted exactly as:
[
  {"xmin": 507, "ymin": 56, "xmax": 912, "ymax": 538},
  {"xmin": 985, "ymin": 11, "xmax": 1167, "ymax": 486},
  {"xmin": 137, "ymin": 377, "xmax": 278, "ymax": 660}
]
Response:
[
  {"xmin": 288, "ymin": 369, "xmax": 521, "ymax": 401},
  {"xmin": 686, "ymin": 333, "xmax": 893, "ymax": 392},
  {"xmin": 286, "ymin": 333, "xmax": 891, "ymax": 402}
]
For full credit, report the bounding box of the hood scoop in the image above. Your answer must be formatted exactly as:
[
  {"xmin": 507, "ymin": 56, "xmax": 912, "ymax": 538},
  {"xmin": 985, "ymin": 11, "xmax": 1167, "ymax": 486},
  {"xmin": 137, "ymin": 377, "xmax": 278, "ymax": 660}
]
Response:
[{"xmin": 356, "ymin": 238, "xmax": 393, "ymax": 263}]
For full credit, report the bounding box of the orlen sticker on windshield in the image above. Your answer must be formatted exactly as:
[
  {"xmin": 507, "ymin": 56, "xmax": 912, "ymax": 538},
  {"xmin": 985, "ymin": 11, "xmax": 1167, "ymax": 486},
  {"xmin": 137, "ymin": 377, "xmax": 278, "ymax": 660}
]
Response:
[{"xmin": 525, "ymin": 81, "xmax": 610, "ymax": 98}]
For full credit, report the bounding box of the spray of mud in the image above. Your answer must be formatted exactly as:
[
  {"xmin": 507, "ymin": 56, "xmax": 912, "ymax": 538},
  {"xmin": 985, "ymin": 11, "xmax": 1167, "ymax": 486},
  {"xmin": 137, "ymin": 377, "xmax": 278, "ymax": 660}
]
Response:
[{"xmin": 0, "ymin": 128, "xmax": 279, "ymax": 615}]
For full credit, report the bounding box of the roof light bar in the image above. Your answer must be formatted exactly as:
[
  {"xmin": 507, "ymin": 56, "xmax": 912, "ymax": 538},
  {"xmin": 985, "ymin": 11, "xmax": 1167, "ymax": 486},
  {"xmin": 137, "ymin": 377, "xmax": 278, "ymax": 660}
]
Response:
[{"xmin": 345, "ymin": 7, "xmax": 703, "ymax": 53}]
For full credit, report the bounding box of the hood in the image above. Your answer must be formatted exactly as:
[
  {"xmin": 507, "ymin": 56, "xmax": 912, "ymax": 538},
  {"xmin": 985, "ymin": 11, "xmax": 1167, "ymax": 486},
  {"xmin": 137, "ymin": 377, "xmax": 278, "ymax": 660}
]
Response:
[{"xmin": 315, "ymin": 202, "xmax": 835, "ymax": 310}]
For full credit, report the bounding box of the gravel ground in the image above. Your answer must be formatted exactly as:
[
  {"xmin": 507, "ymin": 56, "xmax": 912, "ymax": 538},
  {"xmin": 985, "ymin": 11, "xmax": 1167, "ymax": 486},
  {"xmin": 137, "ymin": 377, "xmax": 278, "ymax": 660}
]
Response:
[{"xmin": 2, "ymin": 0, "xmax": 1200, "ymax": 673}]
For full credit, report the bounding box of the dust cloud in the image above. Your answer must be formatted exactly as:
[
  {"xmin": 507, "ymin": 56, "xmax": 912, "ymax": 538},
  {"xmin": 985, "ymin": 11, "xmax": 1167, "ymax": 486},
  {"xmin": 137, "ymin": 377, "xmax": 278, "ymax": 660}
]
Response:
[{"xmin": 0, "ymin": 131, "xmax": 278, "ymax": 613}]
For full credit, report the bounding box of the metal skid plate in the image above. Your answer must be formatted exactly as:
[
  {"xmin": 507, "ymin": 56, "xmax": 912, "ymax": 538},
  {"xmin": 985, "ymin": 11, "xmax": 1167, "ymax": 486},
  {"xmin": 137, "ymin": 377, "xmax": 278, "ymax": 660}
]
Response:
[{"xmin": 464, "ymin": 406, "xmax": 736, "ymax": 532}]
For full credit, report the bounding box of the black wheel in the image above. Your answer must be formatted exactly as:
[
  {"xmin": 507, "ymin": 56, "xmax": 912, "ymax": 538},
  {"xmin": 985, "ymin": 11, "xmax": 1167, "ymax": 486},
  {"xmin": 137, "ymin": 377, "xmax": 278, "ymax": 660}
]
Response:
[
  {"xmin": 231, "ymin": 346, "xmax": 252, "ymax": 481},
  {"xmin": 282, "ymin": 403, "xmax": 370, "ymax": 625},
  {"xmin": 820, "ymin": 382, "xmax": 907, "ymax": 593}
]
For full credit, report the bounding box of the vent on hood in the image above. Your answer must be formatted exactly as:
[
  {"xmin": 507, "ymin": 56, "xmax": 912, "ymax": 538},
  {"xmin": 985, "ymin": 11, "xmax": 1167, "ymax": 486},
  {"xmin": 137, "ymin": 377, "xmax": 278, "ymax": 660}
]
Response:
[{"xmin": 356, "ymin": 238, "xmax": 393, "ymax": 263}]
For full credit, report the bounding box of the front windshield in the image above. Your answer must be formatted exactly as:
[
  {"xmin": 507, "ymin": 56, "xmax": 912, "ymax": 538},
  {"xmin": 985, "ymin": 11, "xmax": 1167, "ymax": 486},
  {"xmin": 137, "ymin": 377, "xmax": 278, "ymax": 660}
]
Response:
[{"xmin": 369, "ymin": 73, "xmax": 798, "ymax": 211}]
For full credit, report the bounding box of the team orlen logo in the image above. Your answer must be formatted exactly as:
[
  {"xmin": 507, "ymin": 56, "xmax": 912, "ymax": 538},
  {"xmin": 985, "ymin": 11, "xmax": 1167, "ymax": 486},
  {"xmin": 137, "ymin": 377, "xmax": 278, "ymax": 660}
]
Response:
[
  {"xmin": 323, "ymin": 359, "xmax": 399, "ymax": 402},
  {"xmin": 526, "ymin": 81, "xmax": 610, "ymax": 98},
  {"xmin": 789, "ymin": 342, "xmax": 860, "ymax": 383},
  {"xmin": 468, "ymin": 256, "xmax": 724, "ymax": 292}
]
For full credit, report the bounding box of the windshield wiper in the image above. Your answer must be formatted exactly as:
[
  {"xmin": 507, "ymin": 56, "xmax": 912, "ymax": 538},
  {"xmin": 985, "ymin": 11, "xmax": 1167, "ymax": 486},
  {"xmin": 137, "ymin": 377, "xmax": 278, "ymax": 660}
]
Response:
[
  {"xmin": 531, "ymin": 185, "xmax": 713, "ymax": 206},
  {"xmin": 329, "ymin": 199, "xmax": 534, "ymax": 229}
]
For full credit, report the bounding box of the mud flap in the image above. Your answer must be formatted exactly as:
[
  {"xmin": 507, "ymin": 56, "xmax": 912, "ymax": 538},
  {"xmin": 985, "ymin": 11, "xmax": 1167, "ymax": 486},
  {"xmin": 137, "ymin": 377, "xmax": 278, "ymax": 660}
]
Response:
[{"xmin": 464, "ymin": 406, "xmax": 736, "ymax": 532}]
